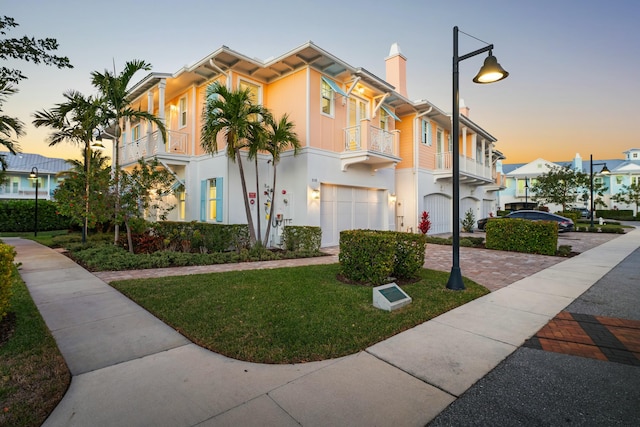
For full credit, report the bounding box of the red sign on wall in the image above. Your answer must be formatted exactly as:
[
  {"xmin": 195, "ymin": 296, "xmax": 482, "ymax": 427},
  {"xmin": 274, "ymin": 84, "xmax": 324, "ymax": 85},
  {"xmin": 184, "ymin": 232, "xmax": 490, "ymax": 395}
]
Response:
[{"xmin": 248, "ymin": 192, "xmax": 256, "ymax": 198}]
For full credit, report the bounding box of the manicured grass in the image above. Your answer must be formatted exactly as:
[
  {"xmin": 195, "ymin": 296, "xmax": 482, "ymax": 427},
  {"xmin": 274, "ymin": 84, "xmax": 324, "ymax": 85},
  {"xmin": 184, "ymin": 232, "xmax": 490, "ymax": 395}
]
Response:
[
  {"xmin": 111, "ymin": 264, "xmax": 489, "ymax": 364},
  {"xmin": 0, "ymin": 270, "xmax": 70, "ymax": 427},
  {"xmin": 0, "ymin": 230, "xmax": 73, "ymax": 248}
]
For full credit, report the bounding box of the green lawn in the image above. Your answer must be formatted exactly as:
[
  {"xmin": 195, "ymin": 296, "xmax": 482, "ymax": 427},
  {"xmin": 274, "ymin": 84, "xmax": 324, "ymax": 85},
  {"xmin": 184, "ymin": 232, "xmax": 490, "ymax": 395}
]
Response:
[
  {"xmin": 111, "ymin": 264, "xmax": 489, "ymax": 364},
  {"xmin": 0, "ymin": 270, "xmax": 70, "ymax": 427}
]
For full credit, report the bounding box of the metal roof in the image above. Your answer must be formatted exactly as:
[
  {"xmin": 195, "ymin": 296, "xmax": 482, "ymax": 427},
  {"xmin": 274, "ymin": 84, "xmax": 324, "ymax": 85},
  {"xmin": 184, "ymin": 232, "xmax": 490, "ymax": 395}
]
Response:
[{"xmin": 0, "ymin": 152, "xmax": 71, "ymax": 174}]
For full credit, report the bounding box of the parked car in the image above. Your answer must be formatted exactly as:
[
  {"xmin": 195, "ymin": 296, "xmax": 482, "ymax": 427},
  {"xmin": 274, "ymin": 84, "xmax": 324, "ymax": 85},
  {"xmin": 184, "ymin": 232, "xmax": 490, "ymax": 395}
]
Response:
[
  {"xmin": 477, "ymin": 210, "xmax": 575, "ymax": 232},
  {"xmin": 571, "ymin": 207, "xmax": 591, "ymax": 218}
]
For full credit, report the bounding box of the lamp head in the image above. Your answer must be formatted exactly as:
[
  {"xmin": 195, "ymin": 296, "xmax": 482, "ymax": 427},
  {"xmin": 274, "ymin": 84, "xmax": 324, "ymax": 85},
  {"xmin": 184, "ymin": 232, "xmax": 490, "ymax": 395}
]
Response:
[
  {"xmin": 473, "ymin": 52, "xmax": 509, "ymax": 84},
  {"xmin": 29, "ymin": 166, "xmax": 38, "ymax": 179},
  {"xmin": 92, "ymin": 141, "xmax": 105, "ymax": 151},
  {"xmin": 600, "ymin": 164, "xmax": 610, "ymax": 175}
]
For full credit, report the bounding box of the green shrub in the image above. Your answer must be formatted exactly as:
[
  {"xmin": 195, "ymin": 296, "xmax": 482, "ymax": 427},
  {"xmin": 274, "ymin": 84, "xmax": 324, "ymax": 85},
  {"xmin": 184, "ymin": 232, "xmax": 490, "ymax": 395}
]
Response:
[
  {"xmin": 559, "ymin": 211, "xmax": 580, "ymax": 223},
  {"xmin": 557, "ymin": 245, "xmax": 572, "ymax": 257},
  {"xmin": 339, "ymin": 230, "xmax": 395, "ymax": 285},
  {"xmin": 150, "ymin": 221, "xmax": 250, "ymax": 253},
  {"xmin": 282, "ymin": 226, "xmax": 322, "ymax": 252},
  {"xmin": 0, "ymin": 242, "xmax": 17, "ymax": 319},
  {"xmin": 0, "ymin": 200, "xmax": 72, "ymax": 232},
  {"xmin": 485, "ymin": 218, "xmax": 557, "ymax": 255},
  {"xmin": 390, "ymin": 231, "xmax": 427, "ymax": 280}
]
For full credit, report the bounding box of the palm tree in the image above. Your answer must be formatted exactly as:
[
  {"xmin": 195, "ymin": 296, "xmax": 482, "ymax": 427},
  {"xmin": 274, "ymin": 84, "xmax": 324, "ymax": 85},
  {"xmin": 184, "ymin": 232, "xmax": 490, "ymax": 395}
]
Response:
[
  {"xmin": 262, "ymin": 113, "xmax": 300, "ymax": 246},
  {"xmin": 201, "ymin": 82, "xmax": 267, "ymax": 245},
  {"xmin": 91, "ymin": 60, "xmax": 167, "ymax": 244},
  {"xmin": 0, "ymin": 82, "xmax": 23, "ymax": 172},
  {"xmin": 33, "ymin": 90, "xmax": 104, "ymax": 243}
]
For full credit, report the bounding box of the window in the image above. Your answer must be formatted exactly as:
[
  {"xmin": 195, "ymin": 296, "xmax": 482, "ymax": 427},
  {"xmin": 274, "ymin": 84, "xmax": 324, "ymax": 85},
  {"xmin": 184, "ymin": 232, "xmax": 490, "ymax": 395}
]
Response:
[
  {"xmin": 30, "ymin": 176, "xmax": 44, "ymax": 188},
  {"xmin": 239, "ymin": 80, "xmax": 261, "ymax": 105},
  {"xmin": 178, "ymin": 96, "xmax": 187, "ymax": 128},
  {"xmin": 476, "ymin": 140, "xmax": 482, "ymax": 162},
  {"xmin": 632, "ymin": 176, "xmax": 639, "ymax": 185},
  {"xmin": 132, "ymin": 124, "xmax": 140, "ymax": 142},
  {"xmin": 616, "ymin": 176, "xmax": 623, "ymax": 185},
  {"xmin": 348, "ymin": 97, "xmax": 369, "ymax": 127},
  {"xmin": 421, "ymin": 120, "xmax": 432, "ymax": 145},
  {"xmin": 594, "ymin": 177, "xmax": 603, "ymax": 185},
  {"xmin": 633, "ymin": 153, "xmax": 638, "ymax": 159},
  {"xmin": 321, "ymin": 79, "xmax": 334, "ymax": 115},
  {"xmin": 379, "ymin": 108, "xmax": 389, "ymax": 131},
  {"xmin": 201, "ymin": 178, "xmax": 223, "ymax": 222},
  {"xmin": 178, "ymin": 191, "xmax": 186, "ymax": 220}
]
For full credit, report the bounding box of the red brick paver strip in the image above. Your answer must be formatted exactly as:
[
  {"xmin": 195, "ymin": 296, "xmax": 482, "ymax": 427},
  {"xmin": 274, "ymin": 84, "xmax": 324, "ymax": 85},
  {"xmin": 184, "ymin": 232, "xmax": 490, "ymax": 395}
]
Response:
[{"xmin": 524, "ymin": 311, "xmax": 640, "ymax": 366}]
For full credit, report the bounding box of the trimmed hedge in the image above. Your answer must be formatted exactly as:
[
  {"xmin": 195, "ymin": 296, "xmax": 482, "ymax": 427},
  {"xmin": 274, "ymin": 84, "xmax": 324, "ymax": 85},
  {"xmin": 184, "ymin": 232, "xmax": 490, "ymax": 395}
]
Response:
[
  {"xmin": 0, "ymin": 242, "xmax": 16, "ymax": 319},
  {"xmin": 339, "ymin": 230, "xmax": 426, "ymax": 285},
  {"xmin": 559, "ymin": 211, "xmax": 580, "ymax": 223},
  {"xmin": 282, "ymin": 226, "xmax": 322, "ymax": 252},
  {"xmin": 150, "ymin": 221, "xmax": 250, "ymax": 253},
  {"xmin": 485, "ymin": 218, "xmax": 558, "ymax": 256},
  {"xmin": 0, "ymin": 200, "xmax": 73, "ymax": 232}
]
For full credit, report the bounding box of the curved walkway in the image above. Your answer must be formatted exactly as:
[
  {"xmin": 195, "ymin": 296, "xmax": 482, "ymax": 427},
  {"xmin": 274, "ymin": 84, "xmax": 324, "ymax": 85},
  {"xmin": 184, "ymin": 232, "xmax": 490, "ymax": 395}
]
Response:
[{"xmin": 8, "ymin": 228, "xmax": 639, "ymax": 426}]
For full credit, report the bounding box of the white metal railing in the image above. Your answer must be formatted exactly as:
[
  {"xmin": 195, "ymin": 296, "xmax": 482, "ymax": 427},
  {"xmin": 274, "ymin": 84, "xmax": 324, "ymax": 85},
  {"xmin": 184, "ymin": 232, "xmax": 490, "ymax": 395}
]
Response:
[
  {"xmin": 344, "ymin": 125, "xmax": 397, "ymax": 156},
  {"xmin": 434, "ymin": 153, "xmax": 492, "ymax": 179},
  {"xmin": 123, "ymin": 129, "xmax": 189, "ymax": 162}
]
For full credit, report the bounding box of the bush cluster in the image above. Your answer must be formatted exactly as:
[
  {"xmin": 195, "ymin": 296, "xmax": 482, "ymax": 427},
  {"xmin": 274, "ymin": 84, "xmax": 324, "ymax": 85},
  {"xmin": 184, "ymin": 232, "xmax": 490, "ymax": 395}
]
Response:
[
  {"xmin": 282, "ymin": 226, "xmax": 321, "ymax": 252},
  {"xmin": 150, "ymin": 221, "xmax": 250, "ymax": 253},
  {"xmin": 0, "ymin": 200, "xmax": 72, "ymax": 232},
  {"xmin": 485, "ymin": 218, "xmax": 558, "ymax": 256},
  {"xmin": 339, "ymin": 230, "xmax": 426, "ymax": 286},
  {"xmin": 0, "ymin": 242, "xmax": 16, "ymax": 319},
  {"xmin": 559, "ymin": 211, "xmax": 580, "ymax": 223}
]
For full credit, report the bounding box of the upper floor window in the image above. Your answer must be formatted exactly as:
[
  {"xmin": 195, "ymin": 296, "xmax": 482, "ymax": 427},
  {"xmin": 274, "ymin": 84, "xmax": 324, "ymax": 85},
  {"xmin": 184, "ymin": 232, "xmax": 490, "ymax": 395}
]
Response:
[
  {"xmin": 239, "ymin": 80, "xmax": 261, "ymax": 105},
  {"xmin": 321, "ymin": 80, "xmax": 334, "ymax": 116},
  {"xmin": 132, "ymin": 124, "xmax": 141, "ymax": 142},
  {"xmin": 633, "ymin": 152, "xmax": 638, "ymax": 159},
  {"xmin": 178, "ymin": 96, "xmax": 187, "ymax": 128},
  {"xmin": 348, "ymin": 97, "xmax": 368, "ymax": 127},
  {"xmin": 321, "ymin": 76, "xmax": 347, "ymax": 117},
  {"xmin": 379, "ymin": 108, "xmax": 389, "ymax": 131},
  {"xmin": 421, "ymin": 119, "xmax": 432, "ymax": 146}
]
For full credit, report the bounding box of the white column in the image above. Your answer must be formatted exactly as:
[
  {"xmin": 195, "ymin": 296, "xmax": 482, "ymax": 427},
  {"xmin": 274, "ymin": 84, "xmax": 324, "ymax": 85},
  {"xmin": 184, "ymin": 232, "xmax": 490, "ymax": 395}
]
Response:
[{"xmin": 158, "ymin": 79, "xmax": 167, "ymax": 153}]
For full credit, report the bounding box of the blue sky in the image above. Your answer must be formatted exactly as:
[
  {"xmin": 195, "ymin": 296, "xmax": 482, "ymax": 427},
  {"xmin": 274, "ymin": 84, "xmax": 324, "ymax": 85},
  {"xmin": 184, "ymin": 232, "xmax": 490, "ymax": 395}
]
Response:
[{"xmin": 4, "ymin": 0, "xmax": 640, "ymax": 164}]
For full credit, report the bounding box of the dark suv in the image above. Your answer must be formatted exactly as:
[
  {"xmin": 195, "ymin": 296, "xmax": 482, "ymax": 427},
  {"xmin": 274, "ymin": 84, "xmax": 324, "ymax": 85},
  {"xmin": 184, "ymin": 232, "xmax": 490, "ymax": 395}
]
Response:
[{"xmin": 477, "ymin": 210, "xmax": 574, "ymax": 232}]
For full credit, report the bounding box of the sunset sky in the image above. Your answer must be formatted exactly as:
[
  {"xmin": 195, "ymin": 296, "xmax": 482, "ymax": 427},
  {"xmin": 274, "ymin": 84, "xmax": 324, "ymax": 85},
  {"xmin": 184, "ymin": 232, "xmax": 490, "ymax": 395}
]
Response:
[{"xmin": 4, "ymin": 0, "xmax": 639, "ymax": 165}]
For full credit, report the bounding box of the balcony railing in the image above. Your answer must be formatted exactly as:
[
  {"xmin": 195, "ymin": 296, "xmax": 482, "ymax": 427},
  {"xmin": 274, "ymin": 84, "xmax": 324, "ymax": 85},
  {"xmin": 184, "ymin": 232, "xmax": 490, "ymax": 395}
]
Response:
[
  {"xmin": 344, "ymin": 125, "xmax": 398, "ymax": 156},
  {"xmin": 434, "ymin": 152, "xmax": 492, "ymax": 180},
  {"xmin": 123, "ymin": 129, "xmax": 189, "ymax": 162}
]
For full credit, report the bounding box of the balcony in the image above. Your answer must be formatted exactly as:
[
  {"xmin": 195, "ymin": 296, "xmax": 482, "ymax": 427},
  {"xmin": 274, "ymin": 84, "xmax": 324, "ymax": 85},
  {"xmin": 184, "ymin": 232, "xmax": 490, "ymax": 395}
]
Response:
[
  {"xmin": 434, "ymin": 152, "xmax": 494, "ymax": 185},
  {"xmin": 341, "ymin": 125, "xmax": 400, "ymax": 172},
  {"xmin": 122, "ymin": 130, "xmax": 189, "ymax": 164}
]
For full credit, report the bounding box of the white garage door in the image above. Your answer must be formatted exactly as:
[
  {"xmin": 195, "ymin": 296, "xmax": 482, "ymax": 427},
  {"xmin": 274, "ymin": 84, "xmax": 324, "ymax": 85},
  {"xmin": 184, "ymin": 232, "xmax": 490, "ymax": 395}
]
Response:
[
  {"xmin": 424, "ymin": 194, "xmax": 451, "ymax": 234},
  {"xmin": 321, "ymin": 184, "xmax": 384, "ymax": 247},
  {"xmin": 460, "ymin": 197, "xmax": 477, "ymax": 225}
]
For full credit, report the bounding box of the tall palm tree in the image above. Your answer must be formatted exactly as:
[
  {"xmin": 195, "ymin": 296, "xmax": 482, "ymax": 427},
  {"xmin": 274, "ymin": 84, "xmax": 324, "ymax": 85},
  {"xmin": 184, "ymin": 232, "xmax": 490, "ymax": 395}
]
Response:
[
  {"xmin": 0, "ymin": 82, "xmax": 23, "ymax": 172},
  {"xmin": 201, "ymin": 82, "xmax": 267, "ymax": 245},
  {"xmin": 91, "ymin": 60, "xmax": 167, "ymax": 243},
  {"xmin": 262, "ymin": 113, "xmax": 300, "ymax": 246},
  {"xmin": 33, "ymin": 90, "xmax": 104, "ymax": 243}
]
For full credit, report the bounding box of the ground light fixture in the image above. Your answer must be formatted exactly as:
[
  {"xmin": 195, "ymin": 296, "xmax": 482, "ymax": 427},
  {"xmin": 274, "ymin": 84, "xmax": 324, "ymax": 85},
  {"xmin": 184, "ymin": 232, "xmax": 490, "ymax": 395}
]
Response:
[
  {"xmin": 447, "ymin": 26, "xmax": 509, "ymax": 291},
  {"xmin": 29, "ymin": 167, "xmax": 39, "ymax": 237},
  {"xmin": 590, "ymin": 154, "xmax": 610, "ymax": 228}
]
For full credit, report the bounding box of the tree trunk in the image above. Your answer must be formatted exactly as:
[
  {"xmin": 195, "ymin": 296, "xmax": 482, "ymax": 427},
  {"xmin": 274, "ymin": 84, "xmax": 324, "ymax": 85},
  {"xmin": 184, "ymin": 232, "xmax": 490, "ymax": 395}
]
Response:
[
  {"xmin": 236, "ymin": 149, "xmax": 257, "ymax": 245},
  {"xmin": 263, "ymin": 163, "xmax": 277, "ymax": 247},
  {"xmin": 125, "ymin": 218, "xmax": 134, "ymax": 254}
]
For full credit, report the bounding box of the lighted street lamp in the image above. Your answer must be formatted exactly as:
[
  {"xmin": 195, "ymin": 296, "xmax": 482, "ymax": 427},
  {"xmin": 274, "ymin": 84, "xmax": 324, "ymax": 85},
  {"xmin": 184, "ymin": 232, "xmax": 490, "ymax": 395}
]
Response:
[
  {"xmin": 589, "ymin": 154, "xmax": 610, "ymax": 228},
  {"xmin": 29, "ymin": 167, "xmax": 39, "ymax": 237},
  {"xmin": 447, "ymin": 26, "xmax": 509, "ymax": 291},
  {"xmin": 524, "ymin": 177, "xmax": 529, "ymax": 208}
]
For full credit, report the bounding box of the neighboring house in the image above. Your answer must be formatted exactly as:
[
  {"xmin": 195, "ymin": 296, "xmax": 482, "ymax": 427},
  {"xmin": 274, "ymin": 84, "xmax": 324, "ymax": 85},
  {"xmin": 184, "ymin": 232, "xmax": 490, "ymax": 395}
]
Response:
[
  {"xmin": 0, "ymin": 152, "xmax": 70, "ymax": 201},
  {"xmin": 500, "ymin": 150, "xmax": 638, "ymax": 214},
  {"xmin": 106, "ymin": 41, "xmax": 505, "ymax": 246}
]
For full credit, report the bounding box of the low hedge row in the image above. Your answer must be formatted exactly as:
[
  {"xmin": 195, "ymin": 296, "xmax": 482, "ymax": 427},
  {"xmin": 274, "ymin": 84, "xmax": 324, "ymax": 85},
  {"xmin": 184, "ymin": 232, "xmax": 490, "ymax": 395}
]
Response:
[
  {"xmin": 485, "ymin": 218, "xmax": 558, "ymax": 256},
  {"xmin": 283, "ymin": 226, "xmax": 322, "ymax": 252},
  {"xmin": 339, "ymin": 230, "xmax": 426, "ymax": 286},
  {"xmin": 149, "ymin": 221, "xmax": 250, "ymax": 253},
  {"xmin": 0, "ymin": 200, "xmax": 73, "ymax": 232},
  {"xmin": 0, "ymin": 242, "xmax": 16, "ymax": 319}
]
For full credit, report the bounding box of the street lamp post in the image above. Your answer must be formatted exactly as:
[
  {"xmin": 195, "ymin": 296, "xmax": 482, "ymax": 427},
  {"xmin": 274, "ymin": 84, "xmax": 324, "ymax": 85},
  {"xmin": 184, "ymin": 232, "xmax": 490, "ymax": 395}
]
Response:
[
  {"xmin": 524, "ymin": 177, "xmax": 529, "ymax": 208},
  {"xmin": 589, "ymin": 154, "xmax": 610, "ymax": 228},
  {"xmin": 29, "ymin": 167, "xmax": 39, "ymax": 237},
  {"xmin": 447, "ymin": 26, "xmax": 509, "ymax": 291}
]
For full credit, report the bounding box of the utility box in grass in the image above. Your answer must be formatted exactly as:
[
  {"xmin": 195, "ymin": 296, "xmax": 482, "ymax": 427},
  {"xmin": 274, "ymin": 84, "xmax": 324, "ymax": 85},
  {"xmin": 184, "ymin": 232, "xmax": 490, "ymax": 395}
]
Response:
[{"xmin": 373, "ymin": 283, "xmax": 412, "ymax": 311}]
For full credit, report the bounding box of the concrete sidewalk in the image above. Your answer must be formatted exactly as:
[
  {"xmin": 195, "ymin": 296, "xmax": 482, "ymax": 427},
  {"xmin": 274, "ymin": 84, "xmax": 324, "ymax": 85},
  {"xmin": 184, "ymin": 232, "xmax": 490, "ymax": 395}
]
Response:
[{"xmin": 8, "ymin": 227, "xmax": 640, "ymax": 426}]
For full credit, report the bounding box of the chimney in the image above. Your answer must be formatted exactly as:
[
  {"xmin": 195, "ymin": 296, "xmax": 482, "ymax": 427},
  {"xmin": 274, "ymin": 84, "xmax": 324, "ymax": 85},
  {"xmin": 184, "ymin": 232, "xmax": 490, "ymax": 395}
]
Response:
[
  {"xmin": 385, "ymin": 43, "xmax": 408, "ymax": 97},
  {"xmin": 459, "ymin": 99, "xmax": 470, "ymax": 117}
]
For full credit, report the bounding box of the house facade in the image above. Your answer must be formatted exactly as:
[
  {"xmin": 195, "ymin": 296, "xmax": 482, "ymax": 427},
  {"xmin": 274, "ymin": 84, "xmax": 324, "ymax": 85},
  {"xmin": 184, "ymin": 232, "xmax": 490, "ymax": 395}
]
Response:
[
  {"xmin": 109, "ymin": 42, "xmax": 505, "ymax": 246},
  {"xmin": 0, "ymin": 152, "xmax": 69, "ymax": 201},
  {"xmin": 500, "ymin": 149, "xmax": 640, "ymax": 215}
]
